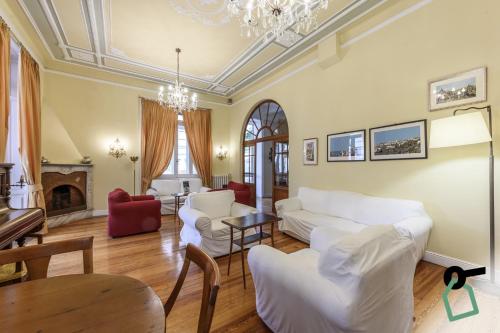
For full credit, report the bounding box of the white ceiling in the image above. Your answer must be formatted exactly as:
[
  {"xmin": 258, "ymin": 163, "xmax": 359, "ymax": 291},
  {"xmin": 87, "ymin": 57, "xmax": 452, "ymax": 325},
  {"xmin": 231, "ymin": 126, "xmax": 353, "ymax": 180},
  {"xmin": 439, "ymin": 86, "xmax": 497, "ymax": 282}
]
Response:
[{"xmin": 18, "ymin": 0, "xmax": 386, "ymax": 97}]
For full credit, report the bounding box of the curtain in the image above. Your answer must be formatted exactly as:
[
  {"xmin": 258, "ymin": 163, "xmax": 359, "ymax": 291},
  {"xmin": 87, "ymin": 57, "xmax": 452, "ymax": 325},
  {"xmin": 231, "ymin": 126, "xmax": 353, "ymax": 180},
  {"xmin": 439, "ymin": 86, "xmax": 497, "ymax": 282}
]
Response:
[
  {"xmin": 19, "ymin": 47, "xmax": 46, "ymax": 232},
  {"xmin": 183, "ymin": 109, "xmax": 212, "ymax": 187},
  {"xmin": 0, "ymin": 22, "xmax": 10, "ymax": 162},
  {"xmin": 141, "ymin": 98, "xmax": 177, "ymax": 193}
]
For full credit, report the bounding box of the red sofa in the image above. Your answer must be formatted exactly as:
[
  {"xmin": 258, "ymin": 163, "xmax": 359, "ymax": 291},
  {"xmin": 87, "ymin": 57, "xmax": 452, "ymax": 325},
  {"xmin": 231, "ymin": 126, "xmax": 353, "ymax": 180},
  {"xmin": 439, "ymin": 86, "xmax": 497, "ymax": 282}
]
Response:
[
  {"xmin": 211, "ymin": 181, "xmax": 252, "ymax": 206},
  {"xmin": 108, "ymin": 188, "xmax": 161, "ymax": 238}
]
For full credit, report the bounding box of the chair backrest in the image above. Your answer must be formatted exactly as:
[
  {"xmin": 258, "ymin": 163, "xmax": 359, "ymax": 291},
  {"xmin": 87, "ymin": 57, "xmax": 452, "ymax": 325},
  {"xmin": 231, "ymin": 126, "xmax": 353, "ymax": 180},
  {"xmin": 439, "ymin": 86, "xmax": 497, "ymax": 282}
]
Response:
[
  {"xmin": 164, "ymin": 244, "xmax": 221, "ymax": 333},
  {"xmin": 0, "ymin": 236, "xmax": 94, "ymax": 281}
]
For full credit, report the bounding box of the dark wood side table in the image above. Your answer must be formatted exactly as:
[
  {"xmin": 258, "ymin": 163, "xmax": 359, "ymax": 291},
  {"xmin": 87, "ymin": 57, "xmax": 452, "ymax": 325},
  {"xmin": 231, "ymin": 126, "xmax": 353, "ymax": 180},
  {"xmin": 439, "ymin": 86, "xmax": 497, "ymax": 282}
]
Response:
[
  {"xmin": 222, "ymin": 213, "xmax": 280, "ymax": 289},
  {"xmin": 173, "ymin": 192, "xmax": 190, "ymax": 224}
]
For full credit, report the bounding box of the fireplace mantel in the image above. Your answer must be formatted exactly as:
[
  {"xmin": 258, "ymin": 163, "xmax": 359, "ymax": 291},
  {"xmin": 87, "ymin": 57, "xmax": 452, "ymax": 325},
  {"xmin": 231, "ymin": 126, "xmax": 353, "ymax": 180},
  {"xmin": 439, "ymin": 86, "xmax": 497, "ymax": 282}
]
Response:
[{"xmin": 41, "ymin": 164, "xmax": 93, "ymax": 228}]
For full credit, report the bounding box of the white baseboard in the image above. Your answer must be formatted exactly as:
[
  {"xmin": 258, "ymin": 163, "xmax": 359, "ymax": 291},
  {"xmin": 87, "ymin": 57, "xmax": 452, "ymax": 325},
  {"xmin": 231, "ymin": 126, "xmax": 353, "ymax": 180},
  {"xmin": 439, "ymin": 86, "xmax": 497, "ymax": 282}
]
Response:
[
  {"xmin": 92, "ymin": 209, "xmax": 108, "ymax": 217},
  {"xmin": 423, "ymin": 250, "xmax": 499, "ymax": 282}
]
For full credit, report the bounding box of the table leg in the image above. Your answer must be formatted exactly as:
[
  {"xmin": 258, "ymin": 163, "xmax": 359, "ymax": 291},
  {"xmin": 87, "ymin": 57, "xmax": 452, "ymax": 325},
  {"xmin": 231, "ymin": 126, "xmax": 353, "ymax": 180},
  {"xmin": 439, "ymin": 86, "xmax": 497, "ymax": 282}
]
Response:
[
  {"xmin": 240, "ymin": 229, "xmax": 246, "ymax": 289},
  {"xmin": 259, "ymin": 225, "xmax": 263, "ymax": 245},
  {"xmin": 271, "ymin": 220, "xmax": 275, "ymax": 248},
  {"xmin": 228, "ymin": 226, "xmax": 233, "ymax": 276}
]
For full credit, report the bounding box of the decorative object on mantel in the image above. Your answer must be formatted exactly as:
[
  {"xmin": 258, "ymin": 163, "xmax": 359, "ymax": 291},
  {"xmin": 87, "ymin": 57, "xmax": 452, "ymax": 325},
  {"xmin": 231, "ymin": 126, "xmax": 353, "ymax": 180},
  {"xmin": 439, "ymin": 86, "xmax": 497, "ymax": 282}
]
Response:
[
  {"xmin": 41, "ymin": 156, "xmax": 49, "ymax": 164},
  {"xmin": 215, "ymin": 146, "xmax": 228, "ymax": 160},
  {"xmin": 157, "ymin": 48, "xmax": 198, "ymax": 113},
  {"xmin": 429, "ymin": 67, "xmax": 486, "ymax": 111},
  {"xmin": 226, "ymin": 0, "xmax": 328, "ymax": 42},
  {"xmin": 129, "ymin": 155, "xmax": 139, "ymax": 195},
  {"xmin": 109, "ymin": 138, "xmax": 126, "ymax": 159},
  {"xmin": 81, "ymin": 156, "xmax": 92, "ymax": 164}
]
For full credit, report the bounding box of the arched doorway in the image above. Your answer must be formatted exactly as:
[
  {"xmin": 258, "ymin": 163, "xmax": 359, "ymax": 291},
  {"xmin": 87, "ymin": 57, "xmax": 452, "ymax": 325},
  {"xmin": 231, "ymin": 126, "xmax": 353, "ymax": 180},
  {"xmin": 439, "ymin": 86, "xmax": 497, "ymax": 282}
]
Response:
[{"xmin": 241, "ymin": 100, "xmax": 288, "ymax": 212}]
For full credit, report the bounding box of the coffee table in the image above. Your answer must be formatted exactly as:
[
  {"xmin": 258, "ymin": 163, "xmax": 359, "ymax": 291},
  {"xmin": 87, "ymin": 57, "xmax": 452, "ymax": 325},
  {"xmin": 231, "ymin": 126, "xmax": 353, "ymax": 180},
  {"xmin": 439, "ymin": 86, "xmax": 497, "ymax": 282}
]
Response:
[
  {"xmin": 173, "ymin": 192, "xmax": 190, "ymax": 224},
  {"xmin": 222, "ymin": 213, "xmax": 280, "ymax": 288}
]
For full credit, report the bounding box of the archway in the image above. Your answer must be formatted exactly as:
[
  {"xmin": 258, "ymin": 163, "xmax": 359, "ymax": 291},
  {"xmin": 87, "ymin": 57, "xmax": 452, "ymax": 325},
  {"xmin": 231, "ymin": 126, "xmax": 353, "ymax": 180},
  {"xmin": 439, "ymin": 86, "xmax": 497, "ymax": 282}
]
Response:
[{"xmin": 241, "ymin": 100, "xmax": 288, "ymax": 211}]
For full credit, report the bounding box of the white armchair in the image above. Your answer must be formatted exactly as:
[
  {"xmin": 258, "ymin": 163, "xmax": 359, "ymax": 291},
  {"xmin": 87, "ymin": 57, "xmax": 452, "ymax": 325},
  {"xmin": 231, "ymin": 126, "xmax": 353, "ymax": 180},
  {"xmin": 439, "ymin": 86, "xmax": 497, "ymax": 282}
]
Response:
[{"xmin": 179, "ymin": 190, "xmax": 258, "ymax": 257}]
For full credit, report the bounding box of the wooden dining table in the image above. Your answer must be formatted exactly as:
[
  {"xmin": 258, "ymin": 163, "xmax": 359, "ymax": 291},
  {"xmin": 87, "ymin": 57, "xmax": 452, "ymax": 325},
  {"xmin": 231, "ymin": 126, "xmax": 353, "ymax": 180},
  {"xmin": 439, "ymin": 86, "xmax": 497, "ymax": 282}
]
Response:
[{"xmin": 0, "ymin": 273, "xmax": 165, "ymax": 332}]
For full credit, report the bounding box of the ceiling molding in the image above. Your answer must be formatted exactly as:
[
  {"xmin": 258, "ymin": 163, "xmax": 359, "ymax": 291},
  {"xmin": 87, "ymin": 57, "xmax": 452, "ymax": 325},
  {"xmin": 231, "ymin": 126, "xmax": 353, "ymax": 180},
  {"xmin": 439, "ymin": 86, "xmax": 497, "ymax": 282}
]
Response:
[{"xmin": 17, "ymin": 0, "xmax": 390, "ymax": 97}]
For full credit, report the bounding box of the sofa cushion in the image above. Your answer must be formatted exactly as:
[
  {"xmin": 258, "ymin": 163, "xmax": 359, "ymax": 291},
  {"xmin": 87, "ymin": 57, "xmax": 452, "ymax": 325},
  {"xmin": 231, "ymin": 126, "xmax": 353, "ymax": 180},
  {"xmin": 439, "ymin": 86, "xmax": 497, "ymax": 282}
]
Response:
[
  {"xmin": 297, "ymin": 187, "xmax": 330, "ymax": 216},
  {"xmin": 151, "ymin": 179, "xmax": 182, "ymax": 195},
  {"xmin": 187, "ymin": 190, "xmax": 235, "ymax": 219},
  {"xmin": 351, "ymin": 196, "xmax": 425, "ymax": 225},
  {"xmin": 283, "ymin": 210, "xmax": 365, "ymax": 235},
  {"xmin": 318, "ymin": 225, "xmax": 410, "ymax": 283}
]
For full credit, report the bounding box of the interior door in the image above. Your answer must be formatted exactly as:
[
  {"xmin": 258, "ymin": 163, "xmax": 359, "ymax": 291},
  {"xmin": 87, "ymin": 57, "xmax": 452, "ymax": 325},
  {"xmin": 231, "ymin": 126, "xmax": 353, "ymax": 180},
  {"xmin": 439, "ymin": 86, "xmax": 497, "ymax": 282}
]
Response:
[
  {"xmin": 242, "ymin": 143, "xmax": 257, "ymax": 207},
  {"xmin": 272, "ymin": 140, "xmax": 289, "ymax": 212}
]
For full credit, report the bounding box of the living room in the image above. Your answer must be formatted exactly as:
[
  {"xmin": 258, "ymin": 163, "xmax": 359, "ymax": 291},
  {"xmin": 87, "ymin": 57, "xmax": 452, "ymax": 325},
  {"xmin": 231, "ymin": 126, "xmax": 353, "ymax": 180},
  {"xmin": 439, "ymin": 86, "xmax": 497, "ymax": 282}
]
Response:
[{"xmin": 0, "ymin": 0, "xmax": 498, "ymax": 332}]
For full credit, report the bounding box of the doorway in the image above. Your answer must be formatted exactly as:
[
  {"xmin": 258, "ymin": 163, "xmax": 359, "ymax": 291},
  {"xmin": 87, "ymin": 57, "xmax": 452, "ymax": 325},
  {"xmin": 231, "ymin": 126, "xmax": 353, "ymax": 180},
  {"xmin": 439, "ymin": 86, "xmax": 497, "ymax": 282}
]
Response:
[{"xmin": 242, "ymin": 100, "xmax": 289, "ymax": 212}]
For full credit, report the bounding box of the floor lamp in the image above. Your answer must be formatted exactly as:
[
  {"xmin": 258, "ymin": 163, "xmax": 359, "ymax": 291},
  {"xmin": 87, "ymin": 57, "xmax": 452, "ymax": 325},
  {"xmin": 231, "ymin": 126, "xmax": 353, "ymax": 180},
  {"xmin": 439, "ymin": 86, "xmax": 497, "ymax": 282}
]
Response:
[{"xmin": 429, "ymin": 105, "xmax": 495, "ymax": 284}]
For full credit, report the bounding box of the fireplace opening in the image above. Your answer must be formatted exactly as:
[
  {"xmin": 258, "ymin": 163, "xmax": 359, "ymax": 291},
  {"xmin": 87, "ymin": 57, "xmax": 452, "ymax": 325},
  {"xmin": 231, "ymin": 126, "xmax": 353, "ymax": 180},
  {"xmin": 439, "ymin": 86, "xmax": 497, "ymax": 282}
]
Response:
[
  {"xmin": 52, "ymin": 185, "xmax": 71, "ymax": 210},
  {"xmin": 45, "ymin": 183, "xmax": 87, "ymax": 217}
]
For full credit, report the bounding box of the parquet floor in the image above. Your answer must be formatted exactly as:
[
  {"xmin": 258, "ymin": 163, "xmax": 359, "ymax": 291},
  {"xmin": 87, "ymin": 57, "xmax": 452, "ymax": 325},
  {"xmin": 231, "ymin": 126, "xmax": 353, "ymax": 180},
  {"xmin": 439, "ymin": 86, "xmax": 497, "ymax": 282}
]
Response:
[{"xmin": 41, "ymin": 215, "xmax": 454, "ymax": 332}]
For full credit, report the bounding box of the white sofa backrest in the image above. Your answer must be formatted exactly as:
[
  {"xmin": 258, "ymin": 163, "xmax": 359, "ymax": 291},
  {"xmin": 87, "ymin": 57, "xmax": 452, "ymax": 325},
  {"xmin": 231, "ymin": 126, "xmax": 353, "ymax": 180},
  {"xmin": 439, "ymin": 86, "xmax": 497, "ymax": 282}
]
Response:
[
  {"xmin": 187, "ymin": 190, "xmax": 235, "ymax": 219},
  {"xmin": 297, "ymin": 187, "xmax": 426, "ymax": 225},
  {"xmin": 151, "ymin": 179, "xmax": 182, "ymax": 195}
]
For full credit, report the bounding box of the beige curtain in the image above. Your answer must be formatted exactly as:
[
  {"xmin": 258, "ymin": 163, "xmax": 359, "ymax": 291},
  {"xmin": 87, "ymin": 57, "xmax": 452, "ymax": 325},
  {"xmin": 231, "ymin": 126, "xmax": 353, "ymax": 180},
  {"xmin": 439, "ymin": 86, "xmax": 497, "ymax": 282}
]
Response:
[
  {"xmin": 19, "ymin": 47, "xmax": 47, "ymax": 232},
  {"xmin": 141, "ymin": 98, "xmax": 178, "ymax": 193},
  {"xmin": 0, "ymin": 22, "xmax": 10, "ymax": 162},
  {"xmin": 183, "ymin": 109, "xmax": 212, "ymax": 187}
]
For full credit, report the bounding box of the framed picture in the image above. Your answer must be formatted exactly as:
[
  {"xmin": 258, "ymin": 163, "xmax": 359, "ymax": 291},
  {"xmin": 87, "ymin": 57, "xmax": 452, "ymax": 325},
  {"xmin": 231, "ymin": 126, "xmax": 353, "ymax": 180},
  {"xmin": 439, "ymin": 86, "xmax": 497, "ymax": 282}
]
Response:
[
  {"xmin": 429, "ymin": 67, "xmax": 487, "ymax": 111},
  {"xmin": 303, "ymin": 138, "xmax": 318, "ymax": 165},
  {"xmin": 327, "ymin": 130, "xmax": 365, "ymax": 162},
  {"xmin": 369, "ymin": 120, "xmax": 427, "ymax": 161}
]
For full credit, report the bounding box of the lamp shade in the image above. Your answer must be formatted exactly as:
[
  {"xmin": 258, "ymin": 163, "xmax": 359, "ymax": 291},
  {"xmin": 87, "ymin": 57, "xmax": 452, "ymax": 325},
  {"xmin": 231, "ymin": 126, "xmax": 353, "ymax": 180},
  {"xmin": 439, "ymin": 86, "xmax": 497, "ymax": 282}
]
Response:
[{"xmin": 429, "ymin": 112, "xmax": 492, "ymax": 148}]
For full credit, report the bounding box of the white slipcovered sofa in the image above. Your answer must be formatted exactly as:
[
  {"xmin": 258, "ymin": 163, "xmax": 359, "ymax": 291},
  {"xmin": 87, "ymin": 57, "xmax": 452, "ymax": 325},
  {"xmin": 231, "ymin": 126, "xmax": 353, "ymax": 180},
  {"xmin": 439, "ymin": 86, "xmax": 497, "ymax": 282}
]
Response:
[
  {"xmin": 178, "ymin": 190, "xmax": 258, "ymax": 257},
  {"xmin": 275, "ymin": 187, "xmax": 432, "ymax": 259},
  {"xmin": 146, "ymin": 178, "xmax": 210, "ymax": 215},
  {"xmin": 248, "ymin": 225, "xmax": 418, "ymax": 333}
]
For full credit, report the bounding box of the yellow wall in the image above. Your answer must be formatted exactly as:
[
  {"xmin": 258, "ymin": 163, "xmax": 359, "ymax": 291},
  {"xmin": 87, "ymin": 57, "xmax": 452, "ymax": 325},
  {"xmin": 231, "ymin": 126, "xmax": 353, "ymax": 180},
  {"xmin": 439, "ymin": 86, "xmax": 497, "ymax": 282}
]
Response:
[
  {"xmin": 42, "ymin": 72, "xmax": 231, "ymax": 210},
  {"xmin": 228, "ymin": 0, "xmax": 500, "ymax": 266}
]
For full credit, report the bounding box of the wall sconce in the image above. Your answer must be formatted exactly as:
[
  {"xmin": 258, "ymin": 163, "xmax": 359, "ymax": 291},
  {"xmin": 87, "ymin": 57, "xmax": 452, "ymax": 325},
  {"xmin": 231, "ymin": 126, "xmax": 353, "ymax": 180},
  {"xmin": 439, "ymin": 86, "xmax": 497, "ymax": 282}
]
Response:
[
  {"xmin": 216, "ymin": 145, "xmax": 228, "ymax": 160},
  {"xmin": 109, "ymin": 138, "xmax": 127, "ymax": 159}
]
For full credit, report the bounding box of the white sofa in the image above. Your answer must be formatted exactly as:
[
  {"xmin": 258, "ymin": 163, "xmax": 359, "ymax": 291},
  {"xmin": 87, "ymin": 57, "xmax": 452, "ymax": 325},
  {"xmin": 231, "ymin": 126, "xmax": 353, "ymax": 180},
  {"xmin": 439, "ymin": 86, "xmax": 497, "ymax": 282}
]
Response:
[
  {"xmin": 146, "ymin": 178, "xmax": 210, "ymax": 215},
  {"xmin": 248, "ymin": 225, "xmax": 418, "ymax": 333},
  {"xmin": 178, "ymin": 190, "xmax": 258, "ymax": 257},
  {"xmin": 275, "ymin": 187, "xmax": 432, "ymax": 259}
]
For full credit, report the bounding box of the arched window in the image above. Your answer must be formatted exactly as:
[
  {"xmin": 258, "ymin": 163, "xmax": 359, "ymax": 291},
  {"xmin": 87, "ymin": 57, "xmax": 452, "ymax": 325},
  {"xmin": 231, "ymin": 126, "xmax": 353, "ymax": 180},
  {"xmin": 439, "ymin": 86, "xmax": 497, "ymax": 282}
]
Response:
[{"xmin": 241, "ymin": 101, "xmax": 289, "ymax": 208}]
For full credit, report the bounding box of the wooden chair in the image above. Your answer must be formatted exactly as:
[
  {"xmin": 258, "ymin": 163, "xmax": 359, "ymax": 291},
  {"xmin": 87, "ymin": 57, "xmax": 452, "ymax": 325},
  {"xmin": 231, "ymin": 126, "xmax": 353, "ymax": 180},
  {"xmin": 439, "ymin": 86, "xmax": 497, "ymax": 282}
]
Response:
[
  {"xmin": 0, "ymin": 236, "xmax": 93, "ymax": 281},
  {"xmin": 164, "ymin": 243, "xmax": 221, "ymax": 333}
]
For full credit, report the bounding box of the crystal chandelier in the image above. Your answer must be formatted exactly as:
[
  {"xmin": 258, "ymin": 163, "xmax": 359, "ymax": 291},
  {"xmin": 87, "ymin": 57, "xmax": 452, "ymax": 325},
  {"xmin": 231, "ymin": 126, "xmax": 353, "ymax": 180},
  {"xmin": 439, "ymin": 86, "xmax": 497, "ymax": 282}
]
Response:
[
  {"xmin": 227, "ymin": 0, "xmax": 328, "ymax": 42},
  {"xmin": 158, "ymin": 48, "xmax": 198, "ymax": 113}
]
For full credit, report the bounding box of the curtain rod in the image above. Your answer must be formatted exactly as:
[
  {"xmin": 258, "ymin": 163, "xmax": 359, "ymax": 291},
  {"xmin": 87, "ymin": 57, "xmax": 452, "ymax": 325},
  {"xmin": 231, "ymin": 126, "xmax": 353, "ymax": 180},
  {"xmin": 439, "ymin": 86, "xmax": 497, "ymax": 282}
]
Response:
[
  {"xmin": 138, "ymin": 97, "xmax": 211, "ymax": 111},
  {"xmin": 0, "ymin": 15, "xmax": 23, "ymax": 49}
]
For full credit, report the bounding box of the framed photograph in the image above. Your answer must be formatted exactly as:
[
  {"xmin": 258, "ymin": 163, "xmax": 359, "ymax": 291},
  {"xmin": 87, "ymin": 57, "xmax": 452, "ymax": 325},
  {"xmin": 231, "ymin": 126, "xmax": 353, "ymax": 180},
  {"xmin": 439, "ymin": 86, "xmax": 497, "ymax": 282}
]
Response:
[
  {"xmin": 303, "ymin": 138, "xmax": 318, "ymax": 165},
  {"xmin": 429, "ymin": 67, "xmax": 486, "ymax": 111},
  {"xmin": 327, "ymin": 130, "xmax": 365, "ymax": 162},
  {"xmin": 369, "ymin": 120, "xmax": 427, "ymax": 161}
]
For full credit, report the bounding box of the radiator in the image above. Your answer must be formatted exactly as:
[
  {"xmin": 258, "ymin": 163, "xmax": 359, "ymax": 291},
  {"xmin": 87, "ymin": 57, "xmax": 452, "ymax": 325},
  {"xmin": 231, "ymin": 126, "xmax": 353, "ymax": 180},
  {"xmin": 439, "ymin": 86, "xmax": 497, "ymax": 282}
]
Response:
[{"xmin": 212, "ymin": 174, "xmax": 230, "ymax": 189}]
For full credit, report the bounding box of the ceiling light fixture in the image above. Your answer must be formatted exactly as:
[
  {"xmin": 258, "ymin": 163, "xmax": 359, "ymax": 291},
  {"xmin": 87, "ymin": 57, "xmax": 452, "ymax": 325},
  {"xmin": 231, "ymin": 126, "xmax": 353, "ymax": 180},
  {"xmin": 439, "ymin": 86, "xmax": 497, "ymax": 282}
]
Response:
[
  {"xmin": 158, "ymin": 48, "xmax": 198, "ymax": 113},
  {"xmin": 227, "ymin": 0, "xmax": 328, "ymax": 42}
]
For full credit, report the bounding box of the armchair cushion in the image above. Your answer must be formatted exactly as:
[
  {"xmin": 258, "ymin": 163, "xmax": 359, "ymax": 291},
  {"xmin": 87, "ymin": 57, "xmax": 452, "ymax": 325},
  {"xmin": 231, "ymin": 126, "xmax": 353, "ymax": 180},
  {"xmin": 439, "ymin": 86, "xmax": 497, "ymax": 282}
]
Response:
[
  {"xmin": 131, "ymin": 195, "xmax": 154, "ymax": 201},
  {"xmin": 230, "ymin": 202, "xmax": 258, "ymax": 217},
  {"xmin": 187, "ymin": 190, "xmax": 235, "ymax": 219}
]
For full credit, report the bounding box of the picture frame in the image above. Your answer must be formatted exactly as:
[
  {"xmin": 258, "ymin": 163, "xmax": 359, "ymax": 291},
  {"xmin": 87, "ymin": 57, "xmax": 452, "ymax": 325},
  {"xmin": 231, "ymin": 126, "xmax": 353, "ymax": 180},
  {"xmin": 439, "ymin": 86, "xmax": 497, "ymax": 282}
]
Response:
[
  {"xmin": 327, "ymin": 130, "xmax": 366, "ymax": 162},
  {"xmin": 303, "ymin": 138, "xmax": 318, "ymax": 165},
  {"xmin": 429, "ymin": 67, "xmax": 487, "ymax": 111},
  {"xmin": 369, "ymin": 120, "xmax": 427, "ymax": 161}
]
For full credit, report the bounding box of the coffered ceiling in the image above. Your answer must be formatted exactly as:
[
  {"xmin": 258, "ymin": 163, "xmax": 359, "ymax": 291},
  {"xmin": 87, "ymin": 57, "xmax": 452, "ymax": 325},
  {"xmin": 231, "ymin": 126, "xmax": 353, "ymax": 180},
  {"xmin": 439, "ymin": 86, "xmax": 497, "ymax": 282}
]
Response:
[{"xmin": 18, "ymin": 0, "xmax": 386, "ymax": 97}]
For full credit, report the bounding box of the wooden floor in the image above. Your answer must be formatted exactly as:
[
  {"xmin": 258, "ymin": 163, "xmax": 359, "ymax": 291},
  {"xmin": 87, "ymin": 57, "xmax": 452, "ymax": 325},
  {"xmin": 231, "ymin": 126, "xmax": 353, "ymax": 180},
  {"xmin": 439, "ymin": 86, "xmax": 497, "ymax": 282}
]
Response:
[{"xmin": 41, "ymin": 215, "xmax": 449, "ymax": 332}]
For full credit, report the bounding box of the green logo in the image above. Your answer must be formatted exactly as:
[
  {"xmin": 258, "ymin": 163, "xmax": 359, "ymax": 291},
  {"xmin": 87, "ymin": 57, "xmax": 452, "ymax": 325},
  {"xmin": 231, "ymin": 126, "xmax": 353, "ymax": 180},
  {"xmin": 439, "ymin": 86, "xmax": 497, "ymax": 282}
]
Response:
[{"xmin": 442, "ymin": 278, "xmax": 479, "ymax": 321}]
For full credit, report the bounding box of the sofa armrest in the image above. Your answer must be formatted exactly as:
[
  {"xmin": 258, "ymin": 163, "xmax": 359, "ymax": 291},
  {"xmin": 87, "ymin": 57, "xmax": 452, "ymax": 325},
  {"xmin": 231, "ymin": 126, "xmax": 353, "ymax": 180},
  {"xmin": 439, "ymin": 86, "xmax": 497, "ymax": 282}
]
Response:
[
  {"xmin": 131, "ymin": 195, "xmax": 155, "ymax": 201},
  {"xmin": 178, "ymin": 205, "xmax": 211, "ymax": 233},
  {"xmin": 395, "ymin": 216, "xmax": 433, "ymax": 260},
  {"xmin": 230, "ymin": 202, "xmax": 258, "ymax": 217},
  {"xmin": 146, "ymin": 188, "xmax": 160, "ymax": 199},
  {"xmin": 275, "ymin": 197, "xmax": 302, "ymax": 217}
]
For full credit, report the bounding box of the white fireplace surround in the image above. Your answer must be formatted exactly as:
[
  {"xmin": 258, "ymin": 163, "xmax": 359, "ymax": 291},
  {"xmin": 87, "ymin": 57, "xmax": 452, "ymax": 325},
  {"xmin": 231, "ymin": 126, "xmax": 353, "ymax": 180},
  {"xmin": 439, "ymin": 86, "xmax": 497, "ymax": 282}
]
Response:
[{"xmin": 41, "ymin": 163, "xmax": 93, "ymax": 228}]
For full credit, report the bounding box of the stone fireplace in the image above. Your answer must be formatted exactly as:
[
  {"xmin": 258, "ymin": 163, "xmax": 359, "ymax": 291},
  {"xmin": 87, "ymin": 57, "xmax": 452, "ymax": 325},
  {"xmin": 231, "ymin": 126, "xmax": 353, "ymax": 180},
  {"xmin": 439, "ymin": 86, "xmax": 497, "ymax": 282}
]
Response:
[{"xmin": 41, "ymin": 164, "xmax": 93, "ymax": 228}]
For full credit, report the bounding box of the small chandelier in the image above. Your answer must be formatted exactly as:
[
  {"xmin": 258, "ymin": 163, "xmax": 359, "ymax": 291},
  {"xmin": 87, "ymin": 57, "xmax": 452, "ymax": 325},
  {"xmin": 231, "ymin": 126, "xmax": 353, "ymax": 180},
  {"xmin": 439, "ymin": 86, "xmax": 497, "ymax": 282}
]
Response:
[
  {"xmin": 227, "ymin": 0, "xmax": 328, "ymax": 42},
  {"xmin": 109, "ymin": 138, "xmax": 126, "ymax": 159},
  {"xmin": 158, "ymin": 48, "xmax": 198, "ymax": 113}
]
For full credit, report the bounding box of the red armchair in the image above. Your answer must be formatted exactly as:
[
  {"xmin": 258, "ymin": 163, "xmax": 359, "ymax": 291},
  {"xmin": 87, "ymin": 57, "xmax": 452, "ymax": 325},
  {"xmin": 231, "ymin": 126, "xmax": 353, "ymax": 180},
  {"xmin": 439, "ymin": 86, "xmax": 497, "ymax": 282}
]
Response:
[{"xmin": 108, "ymin": 188, "xmax": 161, "ymax": 238}]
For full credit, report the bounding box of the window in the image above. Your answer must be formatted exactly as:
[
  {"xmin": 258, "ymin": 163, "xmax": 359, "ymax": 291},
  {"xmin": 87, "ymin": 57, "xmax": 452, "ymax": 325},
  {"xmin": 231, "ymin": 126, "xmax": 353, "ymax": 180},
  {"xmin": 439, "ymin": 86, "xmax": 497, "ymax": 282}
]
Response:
[
  {"xmin": 5, "ymin": 40, "xmax": 28, "ymax": 208},
  {"xmin": 163, "ymin": 115, "xmax": 197, "ymax": 177}
]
